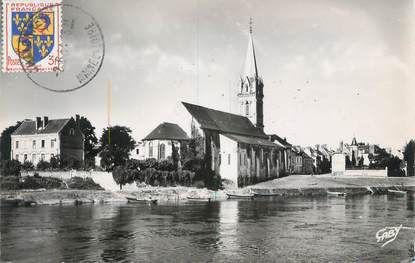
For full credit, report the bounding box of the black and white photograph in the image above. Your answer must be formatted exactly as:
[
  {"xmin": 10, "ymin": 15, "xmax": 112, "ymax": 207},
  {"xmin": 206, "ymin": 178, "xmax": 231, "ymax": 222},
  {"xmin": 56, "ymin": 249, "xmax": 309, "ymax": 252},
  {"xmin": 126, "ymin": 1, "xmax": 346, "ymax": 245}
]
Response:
[{"xmin": 0, "ymin": 0, "xmax": 414, "ymax": 262}]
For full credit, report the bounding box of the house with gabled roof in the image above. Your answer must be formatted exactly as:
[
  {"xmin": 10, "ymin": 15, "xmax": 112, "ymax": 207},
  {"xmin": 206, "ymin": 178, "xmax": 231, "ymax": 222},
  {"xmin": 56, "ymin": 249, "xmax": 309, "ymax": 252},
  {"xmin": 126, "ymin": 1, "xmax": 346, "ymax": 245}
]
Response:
[
  {"xmin": 10, "ymin": 115, "xmax": 84, "ymax": 166},
  {"xmin": 140, "ymin": 122, "xmax": 190, "ymax": 161}
]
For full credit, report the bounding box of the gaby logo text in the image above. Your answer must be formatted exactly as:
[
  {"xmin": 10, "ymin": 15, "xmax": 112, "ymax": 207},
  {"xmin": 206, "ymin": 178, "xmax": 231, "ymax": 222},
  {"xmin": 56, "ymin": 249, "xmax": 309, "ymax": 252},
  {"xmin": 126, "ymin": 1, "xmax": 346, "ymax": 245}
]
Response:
[{"xmin": 376, "ymin": 225, "xmax": 402, "ymax": 247}]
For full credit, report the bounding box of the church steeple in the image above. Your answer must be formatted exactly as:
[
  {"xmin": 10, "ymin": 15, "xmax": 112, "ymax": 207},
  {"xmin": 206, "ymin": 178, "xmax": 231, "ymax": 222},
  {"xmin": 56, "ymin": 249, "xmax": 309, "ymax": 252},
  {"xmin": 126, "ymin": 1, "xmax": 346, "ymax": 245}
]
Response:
[
  {"xmin": 244, "ymin": 18, "xmax": 258, "ymax": 79},
  {"xmin": 237, "ymin": 18, "xmax": 264, "ymax": 132}
]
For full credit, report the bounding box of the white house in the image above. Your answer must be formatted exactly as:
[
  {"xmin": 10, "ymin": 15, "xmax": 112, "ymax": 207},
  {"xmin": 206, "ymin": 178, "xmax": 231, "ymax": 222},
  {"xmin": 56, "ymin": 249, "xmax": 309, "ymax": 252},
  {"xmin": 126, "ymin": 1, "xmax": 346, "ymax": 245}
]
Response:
[
  {"xmin": 10, "ymin": 116, "xmax": 84, "ymax": 165},
  {"xmin": 141, "ymin": 122, "xmax": 190, "ymax": 161}
]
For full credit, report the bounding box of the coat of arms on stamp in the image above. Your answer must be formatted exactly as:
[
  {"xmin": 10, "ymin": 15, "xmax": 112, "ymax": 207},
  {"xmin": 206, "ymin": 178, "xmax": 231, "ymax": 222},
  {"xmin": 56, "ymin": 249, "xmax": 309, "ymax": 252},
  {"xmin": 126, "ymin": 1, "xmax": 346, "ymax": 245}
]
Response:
[{"xmin": 2, "ymin": 0, "xmax": 62, "ymax": 72}]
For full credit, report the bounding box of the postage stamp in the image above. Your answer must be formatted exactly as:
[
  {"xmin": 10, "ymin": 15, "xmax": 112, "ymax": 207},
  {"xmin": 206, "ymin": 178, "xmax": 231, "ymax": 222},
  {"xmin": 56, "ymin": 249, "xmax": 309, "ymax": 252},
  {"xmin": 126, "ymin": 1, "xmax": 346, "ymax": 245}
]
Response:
[{"xmin": 2, "ymin": 0, "xmax": 62, "ymax": 72}]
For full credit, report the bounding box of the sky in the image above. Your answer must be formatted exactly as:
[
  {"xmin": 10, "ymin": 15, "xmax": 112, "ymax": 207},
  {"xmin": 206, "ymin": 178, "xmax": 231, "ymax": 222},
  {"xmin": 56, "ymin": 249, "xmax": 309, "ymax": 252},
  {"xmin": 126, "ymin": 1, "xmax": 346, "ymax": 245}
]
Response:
[{"xmin": 1, "ymin": 0, "xmax": 414, "ymax": 150}]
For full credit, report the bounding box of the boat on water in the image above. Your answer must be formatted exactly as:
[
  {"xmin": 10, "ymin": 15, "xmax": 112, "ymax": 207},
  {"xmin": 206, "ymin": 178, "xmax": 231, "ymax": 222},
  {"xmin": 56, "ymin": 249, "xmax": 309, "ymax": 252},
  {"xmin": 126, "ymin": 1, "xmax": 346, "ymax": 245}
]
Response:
[
  {"xmin": 226, "ymin": 193, "xmax": 254, "ymax": 199},
  {"xmin": 251, "ymin": 191, "xmax": 279, "ymax": 197},
  {"xmin": 387, "ymin": 189, "xmax": 407, "ymax": 195},
  {"xmin": 187, "ymin": 196, "xmax": 212, "ymax": 202},
  {"xmin": 327, "ymin": 191, "xmax": 346, "ymax": 197},
  {"xmin": 126, "ymin": 197, "xmax": 158, "ymax": 204}
]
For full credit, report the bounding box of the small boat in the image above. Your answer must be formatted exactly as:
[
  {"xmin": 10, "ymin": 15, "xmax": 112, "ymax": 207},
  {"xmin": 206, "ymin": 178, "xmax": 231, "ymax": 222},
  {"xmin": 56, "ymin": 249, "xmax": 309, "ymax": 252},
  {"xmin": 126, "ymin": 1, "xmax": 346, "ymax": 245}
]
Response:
[
  {"xmin": 251, "ymin": 191, "xmax": 279, "ymax": 197},
  {"xmin": 126, "ymin": 197, "xmax": 158, "ymax": 204},
  {"xmin": 226, "ymin": 193, "xmax": 254, "ymax": 199},
  {"xmin": 327, "ymin": 191, "xmax": 346, "ymax": 197},
  {"xmin": 366, "ymin": 186, "xmax": 375, "ymax": 195},
  {"xmin": 387, "ymin": 189, "xmax": 407, "ymax": 195},
  {"xmin": 187, "ymin": 196, "xmax": 212, "ymax": 202}
]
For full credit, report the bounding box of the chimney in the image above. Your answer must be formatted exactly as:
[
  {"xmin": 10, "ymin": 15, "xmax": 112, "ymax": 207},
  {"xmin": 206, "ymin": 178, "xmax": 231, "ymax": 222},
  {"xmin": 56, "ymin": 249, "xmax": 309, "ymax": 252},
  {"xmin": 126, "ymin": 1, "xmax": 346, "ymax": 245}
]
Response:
[
  {"xmin": 315, "ymin": 144, "xmax": 320, "ymax": 150},
  {"xmin": 43, "ymin": 116, "xmax": 49, "ymax": 128},
  {"xmin": 75, "ymin": 114, "xmax": 80, "ymax": 126},
  {"xmin": 36, "ymin": 117, "xmax": 42, "ymax": 130}
]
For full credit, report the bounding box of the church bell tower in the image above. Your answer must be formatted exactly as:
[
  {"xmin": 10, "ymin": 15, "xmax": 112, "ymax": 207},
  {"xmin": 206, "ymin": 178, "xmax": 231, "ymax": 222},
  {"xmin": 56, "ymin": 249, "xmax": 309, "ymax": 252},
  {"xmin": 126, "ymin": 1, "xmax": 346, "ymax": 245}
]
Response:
[{"xmin": 237, "ymin": 19, "xmax": 264, "ymax": 132}]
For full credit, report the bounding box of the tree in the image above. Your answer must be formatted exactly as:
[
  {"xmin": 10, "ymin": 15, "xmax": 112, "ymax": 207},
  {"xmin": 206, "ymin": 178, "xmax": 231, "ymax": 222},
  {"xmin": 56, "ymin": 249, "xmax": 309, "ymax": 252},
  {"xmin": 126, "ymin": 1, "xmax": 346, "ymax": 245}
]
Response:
[
  {"xmin": 404, "ymin": 140, "xmax": 415, "ymax": 177},
  {"xmin": 0, "ymin": 122, "xmax": 22, "ymax": 160},
  {"xmin": 76, "ymin": 116, "xmax": 98, "ymax": 165},
  {"xmin": 50, "ymin": 155, "xmax": 60, "ymax": 169},
  {"xmin": 345, "ymin": 155, "xmax": 352, "ymax": 168},
  {"xmin": 351, "ymin": 152, "xmax": 356, "ymax": 167},
  {"xmin": 99, "ymin": 126, "xmax": 136, "ymax": 171},
  {"xmin": 358, "ymin": 157, "xmax": 364, "ymax": 167},
  {"xmin": 112, "ymin": 163, "xmax": 137, "ymax": 190},
  {"xmin": 1, "ymin": 159, "xmax": 21, "ymax": 176}
]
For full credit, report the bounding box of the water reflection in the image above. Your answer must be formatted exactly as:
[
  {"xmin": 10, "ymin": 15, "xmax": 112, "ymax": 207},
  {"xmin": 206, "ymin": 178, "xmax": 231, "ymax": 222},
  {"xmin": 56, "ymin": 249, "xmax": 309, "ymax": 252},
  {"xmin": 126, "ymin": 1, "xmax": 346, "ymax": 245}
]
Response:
[
  {"xmin": 218, "ymin": 200, "xmax": 240, "ymax": 259},
  {"xmin": 1, "ymin": 195, "xmax": 414, "ymax": 262}
]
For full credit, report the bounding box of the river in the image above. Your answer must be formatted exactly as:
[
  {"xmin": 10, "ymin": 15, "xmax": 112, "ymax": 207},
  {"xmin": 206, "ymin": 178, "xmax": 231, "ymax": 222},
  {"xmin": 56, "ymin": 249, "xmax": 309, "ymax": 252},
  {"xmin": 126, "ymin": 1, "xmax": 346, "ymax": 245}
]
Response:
[{"xmin": 1, "ymin": 194, "xmax": 414, "ymax": 262}]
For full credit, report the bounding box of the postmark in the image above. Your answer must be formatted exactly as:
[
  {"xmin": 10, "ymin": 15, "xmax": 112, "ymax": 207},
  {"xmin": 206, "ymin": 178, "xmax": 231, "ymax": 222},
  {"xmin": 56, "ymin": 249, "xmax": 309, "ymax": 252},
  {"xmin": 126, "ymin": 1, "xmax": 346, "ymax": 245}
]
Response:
[
  {"xmin": 2, "ymin": 0, "xmax": 62, "ymax": 72},
  {"xmin": 22, "ymin": 3, "xmax": 105, "ymax": 92}
]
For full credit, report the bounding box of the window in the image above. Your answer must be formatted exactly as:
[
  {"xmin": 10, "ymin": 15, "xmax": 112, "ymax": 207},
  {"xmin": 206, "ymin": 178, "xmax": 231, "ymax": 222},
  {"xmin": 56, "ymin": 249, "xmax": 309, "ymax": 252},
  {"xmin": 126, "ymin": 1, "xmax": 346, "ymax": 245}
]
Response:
[
  {"xmin": 149, "ymin": 142, "xmax": 153, "ymax": 157},
  {"xmin": 136, "ymin": 149, "xmax": 139, "ymax": 155},
  {"xmin": 51, "ymin": 139, "xmax": 55, "ymax": 148},
  {"xmin": 15, "ymin": 154, "xmax": 19, "ymax": 161},
  {"xmin": 244, "ymin": 153, "xmax": 247, "ymax": 166},
  {"xmin": 69, "ymin": 128, "xmax": 75, "ymax": 136},
  {"xmin": 228, "ymin": 154, "xmax": 231, "ymax": 165},
  {"xmin": 24, "ymin": 154, "xmax": 27, "ymax": 162},
  {"xmin": 245, "ymin": 101, "xmax": 249, "ymax": 116},
  {"xmin": 41, "ymin": 140, "xmax": 45, "ymax": 148},
  {"xmin": 41, "ymin": 154, "xmax": 45, "ymax": 161},
  {"xmin": 32, "ymin": 140, "xmax": 36, "ymax": 149},
  {"xmin": 159, "ymin": 144, "xmax": 165, "ymax": 159},
  {"xmin": 16, "ymin": 141, "xmax": 19, "ymax": 149}
]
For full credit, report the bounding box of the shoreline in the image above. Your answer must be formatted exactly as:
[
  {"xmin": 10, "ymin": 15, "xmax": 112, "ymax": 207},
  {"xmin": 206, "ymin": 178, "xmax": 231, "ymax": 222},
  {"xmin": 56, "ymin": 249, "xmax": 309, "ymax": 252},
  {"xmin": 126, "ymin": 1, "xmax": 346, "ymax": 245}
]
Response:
[{"xmin": 1, "ymin": 175, "xmax": 414, "ymax": 206}]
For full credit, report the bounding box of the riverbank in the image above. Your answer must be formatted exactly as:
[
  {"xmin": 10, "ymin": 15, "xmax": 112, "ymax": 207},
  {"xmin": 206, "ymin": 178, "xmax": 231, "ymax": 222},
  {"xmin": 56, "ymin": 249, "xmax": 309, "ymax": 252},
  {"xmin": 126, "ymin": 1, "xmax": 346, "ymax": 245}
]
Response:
[
  {"xmin": 247, "ymin": 174, "xmax": 415, "ymax": 196},
  {"xmin": 1, "ymin": 175, "xmax": 414, "ymax": 206}
]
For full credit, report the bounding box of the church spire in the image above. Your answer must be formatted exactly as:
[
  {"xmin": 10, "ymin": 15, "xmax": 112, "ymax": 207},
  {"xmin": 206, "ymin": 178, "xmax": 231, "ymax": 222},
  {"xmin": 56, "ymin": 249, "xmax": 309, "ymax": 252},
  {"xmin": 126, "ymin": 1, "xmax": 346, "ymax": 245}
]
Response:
[
  {"xmin": 237, "ymin": 18, "xmax": 264, "ymax": 132},
  {"xmin": 244, "ymin": 18, "xmax": 258, "ymax": 79}
]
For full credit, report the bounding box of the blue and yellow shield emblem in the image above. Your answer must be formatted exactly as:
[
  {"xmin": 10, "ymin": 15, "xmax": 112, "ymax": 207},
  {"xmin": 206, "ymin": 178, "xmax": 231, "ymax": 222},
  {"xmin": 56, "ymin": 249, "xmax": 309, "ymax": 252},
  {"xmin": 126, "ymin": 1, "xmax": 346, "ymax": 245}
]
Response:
[{"xmin": 12, "ymin": 12, "xmax": 54, "ymax": 64}]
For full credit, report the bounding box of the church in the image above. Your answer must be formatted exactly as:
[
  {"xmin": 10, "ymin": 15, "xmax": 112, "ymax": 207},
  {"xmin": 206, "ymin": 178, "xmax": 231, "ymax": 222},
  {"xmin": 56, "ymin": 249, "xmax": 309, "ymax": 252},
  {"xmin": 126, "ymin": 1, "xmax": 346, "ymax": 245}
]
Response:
[{"xmin": 182, "ymin": 22, "xmax": 288, "ymax": 187}]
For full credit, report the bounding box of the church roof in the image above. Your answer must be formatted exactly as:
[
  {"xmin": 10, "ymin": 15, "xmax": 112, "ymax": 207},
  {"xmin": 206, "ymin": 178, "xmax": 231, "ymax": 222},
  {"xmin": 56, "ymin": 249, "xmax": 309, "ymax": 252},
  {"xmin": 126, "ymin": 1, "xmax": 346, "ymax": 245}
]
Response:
[
  {"xmin": 12, "ymin": 119, "xmax": 70, "ymax": 135},
  {"xmin": 143, "ymin": 122, "xmax": 189, "ymax": 141},
  {"xmin": 222, "ymin": 133, "xmax": 283, "ymax": 148},
  {"xmin": 182, "ymin": 102, "xmax": 267, "ymax": 138}
]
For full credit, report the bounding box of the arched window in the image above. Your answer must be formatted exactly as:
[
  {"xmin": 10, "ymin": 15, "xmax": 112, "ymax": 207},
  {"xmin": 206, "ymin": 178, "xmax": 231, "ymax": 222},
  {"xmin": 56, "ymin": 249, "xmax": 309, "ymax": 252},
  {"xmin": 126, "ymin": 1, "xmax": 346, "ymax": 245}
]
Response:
[
  {"xmin": 159, "ymin": 144, "xmax": 165, "ymax": 159},
  {"xmin": 149, "ymin": 141, "xmax": 153, "ymax": 157},
  {"xmin": 245, "ymin": 101, "xmax": 249, "ymax": 116},
  {"xmin": 69, "ymin": 128, "xmax": 75, "ymax": 136},
  {"xmin": 245, "ymin": 83, "xmax": 248, "ymax": 92}
]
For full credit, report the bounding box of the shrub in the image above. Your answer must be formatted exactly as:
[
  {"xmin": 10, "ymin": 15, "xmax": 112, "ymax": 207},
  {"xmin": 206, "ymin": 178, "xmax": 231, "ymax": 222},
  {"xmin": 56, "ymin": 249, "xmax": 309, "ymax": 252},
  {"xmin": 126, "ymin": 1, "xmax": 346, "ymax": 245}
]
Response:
[
  {"xmin": 61, "ymin": 158, "xmax": 82, "ymax": 170},
  {"xmin": 138, "ymin": 158, "xmax": 157, "ymax": 170},
  {"xmin": 182, "ymin": 157, "xmax": 204, "ymax": 172},
  {"xmin": 155, "ymin": 160, "xmax": 175, "ymax": 171},
  {"xmin": 1, "ymin": 160, "xmax": 21, "ymax": 176},
  {"xmin": 21, "ymin": 161, "xmax": 34, "ymax": 171},
  {"xmin": 112, "ymin": 166, "xmax": 136, "ymax": 190},
  {"xmin": 50, "ymin": 155, "xmax": 60, "ymax": 169},
  {"xmin": 0, "ymin": 176, "xmax": 20, "ymax": 190},
  {"xmin": 36, "ymin": 160, "xmax": 51, "ymax": 171},
  {"xmin": 20, "ymin": 176, "xmax": 65, "ymax": 189},
  {"xmin": 67, "ymin": 176, "xmax": 104, "ymax": 190}
]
